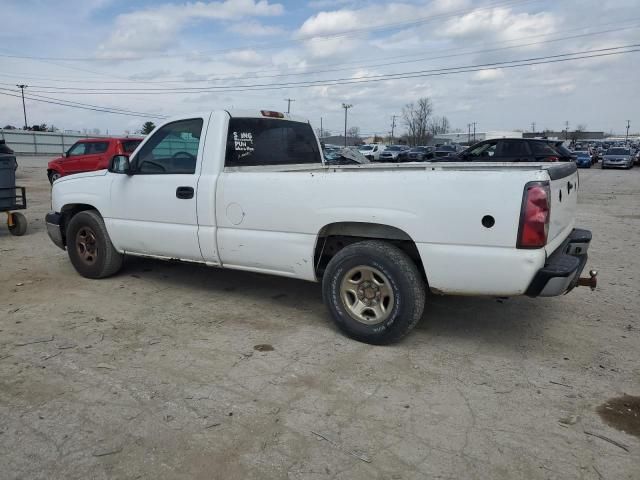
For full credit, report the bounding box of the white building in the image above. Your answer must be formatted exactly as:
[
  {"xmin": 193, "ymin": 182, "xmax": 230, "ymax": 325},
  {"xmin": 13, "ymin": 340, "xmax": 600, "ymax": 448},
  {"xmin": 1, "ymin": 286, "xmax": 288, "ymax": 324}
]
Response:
[{"xmin": 435, "ymin": 131, "xmax": 523, "ymax": 144}]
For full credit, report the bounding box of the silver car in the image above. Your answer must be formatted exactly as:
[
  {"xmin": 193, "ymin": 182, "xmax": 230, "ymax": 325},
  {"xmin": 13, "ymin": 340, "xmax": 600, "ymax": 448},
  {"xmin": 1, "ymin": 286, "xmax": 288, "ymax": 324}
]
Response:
[{"xmin": 602, "ymin": 147, "xmax": 634, "ymax": 169}]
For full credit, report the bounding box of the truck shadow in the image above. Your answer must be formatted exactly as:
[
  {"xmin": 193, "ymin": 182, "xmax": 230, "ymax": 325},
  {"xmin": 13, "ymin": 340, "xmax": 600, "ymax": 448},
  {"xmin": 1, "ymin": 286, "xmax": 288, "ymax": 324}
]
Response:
[{"xmin": 121, "ymin": 256, "xmax": 551, "ymax": 349}]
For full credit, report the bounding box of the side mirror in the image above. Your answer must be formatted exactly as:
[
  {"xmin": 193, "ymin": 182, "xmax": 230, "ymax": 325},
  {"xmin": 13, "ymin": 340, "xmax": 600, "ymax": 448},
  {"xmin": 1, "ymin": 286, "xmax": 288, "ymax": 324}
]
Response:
[
  {"xmin": 109, "ymin": 155, "xmax": 131, "ymax": 174},
  {"xmin": 64, "ymin": 151, "xmax": 70, "ymax": 158}
]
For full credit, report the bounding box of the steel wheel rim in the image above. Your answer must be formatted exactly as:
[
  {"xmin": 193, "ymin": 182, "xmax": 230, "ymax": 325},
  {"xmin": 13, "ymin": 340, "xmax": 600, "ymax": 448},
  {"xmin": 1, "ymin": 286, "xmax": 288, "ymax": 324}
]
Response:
[
  {"xmin": 51, "ymin": 173, "xmax": 60, "ymax": 181},
  {"xmin": 76, "ymin": 226, "xmax": 98, "ymax": 265},
  {"xmin": 340, "ymin": 266, "xmax": 395, "ymax": 325}
]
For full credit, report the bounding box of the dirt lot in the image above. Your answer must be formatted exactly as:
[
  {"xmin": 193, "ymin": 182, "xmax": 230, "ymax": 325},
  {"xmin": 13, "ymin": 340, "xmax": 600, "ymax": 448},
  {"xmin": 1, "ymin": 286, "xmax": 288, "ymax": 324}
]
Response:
[{"xmin": 1, "ymin": 157, "xmax": 639, "ymax": 479}]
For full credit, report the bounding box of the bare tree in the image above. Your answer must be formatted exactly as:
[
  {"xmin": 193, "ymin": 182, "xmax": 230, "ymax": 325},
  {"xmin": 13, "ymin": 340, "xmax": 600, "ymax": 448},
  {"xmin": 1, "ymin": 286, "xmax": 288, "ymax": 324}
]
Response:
[
  {"xmin": 315, "ymin": 127, "xmax": 331, "ymax": 139},
  {"xmin": 428, "ymin": 115, "xmax": 450, "ymax": 136},
  {"xmin": 402, "ymin": 97, "xmax": 433, "ymax": 146},
  {"xmin": 347, "ymin": 126, "xmax": 361, "ymax": 139},
  {"xmin": 571, "ymin": 124, "xmax": 587, "ymax": 142}
]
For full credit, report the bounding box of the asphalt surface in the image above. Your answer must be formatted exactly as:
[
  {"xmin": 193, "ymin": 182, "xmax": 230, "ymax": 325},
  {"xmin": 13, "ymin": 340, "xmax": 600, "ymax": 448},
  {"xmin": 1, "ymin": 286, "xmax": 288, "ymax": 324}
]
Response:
[{"xmin": 1, "ymin": 156, "xmax": 639, "ymax": 479}]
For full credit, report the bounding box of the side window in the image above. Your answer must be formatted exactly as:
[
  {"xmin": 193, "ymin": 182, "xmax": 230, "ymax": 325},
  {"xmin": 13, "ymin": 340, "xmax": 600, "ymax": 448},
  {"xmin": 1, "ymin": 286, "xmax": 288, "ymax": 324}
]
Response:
[
  {"xmin": 225, "ymin": 118, "xmax": 321, "ymax": 167},
  {"xmin": 68, "ymin": 142, "xmax": 87, "ymax": 156},
  {"xmin": 134, "ymin": 119, "xmax": 203, "ymax": 174},
  {"xmin": 468, "ymin": 141, "xmax": 497, "ymax": 158},
  {"xmin": 88, "ymin": 142, "xmax": 109, "ymax": 154},
  {"xmin": 530, "ymin": 142, "xmax": 557, "ymax": 156},
  {"xmin": 498, "ymin": 141, "xmax": 530, "ymax": 157}
]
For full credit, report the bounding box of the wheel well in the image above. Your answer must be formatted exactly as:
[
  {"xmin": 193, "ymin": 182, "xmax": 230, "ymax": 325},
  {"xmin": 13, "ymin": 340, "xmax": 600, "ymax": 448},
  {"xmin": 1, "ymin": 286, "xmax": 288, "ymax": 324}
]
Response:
[
  {"xmin": 59, "ymin": 204, "xmax": 98, "ymax": 245},
  {"xmin": 313, "ymin": 222, "xmax": 427, "ymax": 281}
]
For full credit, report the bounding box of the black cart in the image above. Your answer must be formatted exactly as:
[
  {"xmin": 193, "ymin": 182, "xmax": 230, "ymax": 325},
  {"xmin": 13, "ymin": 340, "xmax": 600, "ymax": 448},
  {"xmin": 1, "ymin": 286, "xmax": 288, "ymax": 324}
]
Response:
[{"xmin": 0, "ymin": 153, "xmax": 27, "ymax": 236}]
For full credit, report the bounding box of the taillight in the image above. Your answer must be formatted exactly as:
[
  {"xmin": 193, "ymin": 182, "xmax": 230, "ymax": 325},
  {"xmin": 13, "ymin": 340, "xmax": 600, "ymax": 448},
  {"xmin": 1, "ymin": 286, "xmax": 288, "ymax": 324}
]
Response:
[
  {"xmin": 517, "ymin": 182, "xmax": 550, "ymax": 249},
  {"xmin": 261, "ymin": 110, "xmax": 284, "ymax": 118},
  {"xmin": 544, "ymin": 156, "xmax": 559, "ymax": 162}
]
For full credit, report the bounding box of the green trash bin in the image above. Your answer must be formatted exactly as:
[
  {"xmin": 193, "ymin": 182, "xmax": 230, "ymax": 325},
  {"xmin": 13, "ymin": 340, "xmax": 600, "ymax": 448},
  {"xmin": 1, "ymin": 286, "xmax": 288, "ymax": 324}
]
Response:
[{"xmin": 0, "ymin": 154, "xmax": 17, "ymax": 210}]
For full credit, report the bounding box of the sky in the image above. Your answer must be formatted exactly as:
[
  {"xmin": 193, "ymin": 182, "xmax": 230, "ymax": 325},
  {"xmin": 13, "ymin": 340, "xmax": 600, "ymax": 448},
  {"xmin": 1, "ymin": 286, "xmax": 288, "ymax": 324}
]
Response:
[{"xmin": 0, "ymin": 0, "xmax": 639, "ymax": 136}]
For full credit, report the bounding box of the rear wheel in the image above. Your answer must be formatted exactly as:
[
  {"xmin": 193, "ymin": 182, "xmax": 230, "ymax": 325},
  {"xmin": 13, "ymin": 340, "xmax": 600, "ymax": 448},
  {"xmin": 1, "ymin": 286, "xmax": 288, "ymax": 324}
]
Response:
[
  {"xmin": 322, "ymin": 240, "xmax": 425, "ymax": 344},
  {"xmin": 66, "ymin": 210, "xmax": 123, "ymax": 278},
  {"xmin": 8, "ymin": 212, "xmax": 27, "ymax": 236}
]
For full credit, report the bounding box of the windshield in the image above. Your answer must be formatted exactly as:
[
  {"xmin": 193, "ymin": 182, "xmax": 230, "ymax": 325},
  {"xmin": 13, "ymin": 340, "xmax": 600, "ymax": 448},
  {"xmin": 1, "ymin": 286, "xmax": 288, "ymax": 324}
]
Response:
[
  {"xmin": 607, "ymin": 148, "xmax": 629, "ymax": 155},
  {"xmin": 359, "ymin": 145, "xmax": 373, "ymax": 151}
]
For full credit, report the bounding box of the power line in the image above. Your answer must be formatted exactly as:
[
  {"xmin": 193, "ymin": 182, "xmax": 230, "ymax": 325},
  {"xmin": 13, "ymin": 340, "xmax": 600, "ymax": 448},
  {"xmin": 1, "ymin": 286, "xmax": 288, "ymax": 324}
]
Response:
[
  {"xmin": 5, "ymin": 21, "xmax": 638, "ymax": 89},
  {"xmin": 0, "ymin": 90, "xmax": 166, "ymax": 118},
  {"xmin": 2, "ymin": 20, "xmax": 638, "ymax": 88},
  {"xmin": 17, "ymin": 44, "xmax": 640, "ymax": 95},
  {"xmin": 0, "ymin": 88, "xmax": 167, "ymax": 118},
  {"xmin": 0, "ymin": 0, "xmax": 537, "ymax": 62}
]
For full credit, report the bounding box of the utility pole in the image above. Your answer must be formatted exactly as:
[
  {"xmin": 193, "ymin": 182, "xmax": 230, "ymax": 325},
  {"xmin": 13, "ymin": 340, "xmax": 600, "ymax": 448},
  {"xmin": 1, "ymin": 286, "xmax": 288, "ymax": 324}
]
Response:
[
  {"xmin": 284, "ymin": 98, "xmax": 295, "ymax": 114},
  {"xmin": 16, "ymin": 84, "xmax": 28, "ymax": 129},
  {"xmin": 531, "ymin": 122, "xmax": 536, "ymax": 133},
  {"xmin": 565, "ymin": 120, "xmax": 569, "ymax": 140},
  {"xmin": 390, "ymin": 115, "xmax": 397, "ymax": 144},
  {"xmin": 320, "ymin": 117, "xmax": 323, "ymax": 139},
  {"xmin": 342, "ymin": 103, "xmax": 352, "ymax": 147},
  {"xmin": 625, "ymin": 120, "xmax": 630, "ymax": 144},
  {"xmin": 467, "ymin": 123, "xmax": 471, "ymax": 143},
  {"xmin": 472, "ymin": 122, "xmax": 476, "ymax": 141}
]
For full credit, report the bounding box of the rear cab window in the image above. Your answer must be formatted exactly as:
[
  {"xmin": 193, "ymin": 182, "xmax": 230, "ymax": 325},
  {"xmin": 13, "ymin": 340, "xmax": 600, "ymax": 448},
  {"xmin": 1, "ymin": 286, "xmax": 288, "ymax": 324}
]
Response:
[
  {"xmin": 530, "ymin": 142, "xmax": 558, "ymax": 156},
  {"xmin": 225, "ymin": 118, "xmax": 321, "ymax": 167}
]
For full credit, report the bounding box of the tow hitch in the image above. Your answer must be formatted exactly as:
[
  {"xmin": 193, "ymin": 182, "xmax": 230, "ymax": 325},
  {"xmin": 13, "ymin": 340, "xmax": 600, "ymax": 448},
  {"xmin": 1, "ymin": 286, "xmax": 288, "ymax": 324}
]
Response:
[{"xmin": 577, "ymin": 270, "xmax": 598, "ymax": 290}]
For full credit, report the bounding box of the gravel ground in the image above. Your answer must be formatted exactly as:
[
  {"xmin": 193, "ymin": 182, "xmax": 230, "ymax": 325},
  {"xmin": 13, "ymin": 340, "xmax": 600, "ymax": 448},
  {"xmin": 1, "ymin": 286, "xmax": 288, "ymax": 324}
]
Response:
[{"xmin": 1, "ymin": 157, "xmax": 639, "ymax": 479}]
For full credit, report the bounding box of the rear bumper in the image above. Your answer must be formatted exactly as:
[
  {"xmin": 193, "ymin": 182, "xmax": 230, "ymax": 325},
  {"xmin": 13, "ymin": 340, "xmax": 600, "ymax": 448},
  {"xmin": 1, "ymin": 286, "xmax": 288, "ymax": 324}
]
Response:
[
  {"xmin": 525, "ymin": 228, "xmax": 592, "ymax": 297},
  {"xmin": 45, "ymin": 212, "xmax": 65, "ymax": 250}
]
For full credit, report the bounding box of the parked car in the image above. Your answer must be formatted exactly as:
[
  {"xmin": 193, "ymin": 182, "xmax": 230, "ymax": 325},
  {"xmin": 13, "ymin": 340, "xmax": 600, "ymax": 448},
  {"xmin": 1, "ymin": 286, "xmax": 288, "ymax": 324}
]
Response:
[
  {"xmin": 405, "ymin": 146, "xmax": 431, "ymax": 161},
  {"xmin": 574, "ymin": 151, "xmax": 592, "ymax": 168},
  {"xmin": 358, "ymin": 144, "xmax": 386, "ymax": 161},
  {"xmin": 445, "ymin": 138, "xmax": 574, "ymax": 162},
  {"xmin": 47, "ymin": 137, "xmax": 143, "ymax": 184},
  {"xmin": 377, "ymin": 145, "xmax": 408, "ymax": 162},
  {"xmin": 601, "ymin": 147, "xmax": 634, "ymax": 169},
  {"xmin": 46, "ymin": 109, "xmax": 596, "ymax": 344}
]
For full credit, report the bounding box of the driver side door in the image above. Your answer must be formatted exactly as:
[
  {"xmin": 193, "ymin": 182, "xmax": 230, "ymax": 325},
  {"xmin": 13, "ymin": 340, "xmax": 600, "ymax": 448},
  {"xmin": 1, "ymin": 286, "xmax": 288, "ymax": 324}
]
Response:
[{"xmin": 106, "ymin": 117, "xmax": 207, "ymax": 262}]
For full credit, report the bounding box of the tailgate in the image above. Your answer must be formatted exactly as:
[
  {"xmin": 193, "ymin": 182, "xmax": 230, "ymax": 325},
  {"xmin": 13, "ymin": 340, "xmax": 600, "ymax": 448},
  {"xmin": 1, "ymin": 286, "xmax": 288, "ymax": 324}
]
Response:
[{"xmin": 546, "ymin": 163, "xmax": 578, "ymax": 246}]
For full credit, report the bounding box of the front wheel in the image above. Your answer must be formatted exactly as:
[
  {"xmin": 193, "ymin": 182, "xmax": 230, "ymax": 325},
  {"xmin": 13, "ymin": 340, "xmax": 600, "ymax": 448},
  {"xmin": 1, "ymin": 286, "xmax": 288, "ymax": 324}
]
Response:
[
  {"xmin": 66, "ymin": 210, "xmax": 123, "ymax": 279},
  {"xmin": 48, "ymin": 171, "xmax": 61, "ymax": 185},
  {"xmin": 322, "ymin": 240, "xmax": 426, "ymax": 344},
  {"xmin": 8, "ymin": 212, "xmax": 27, "ymax": 236}
]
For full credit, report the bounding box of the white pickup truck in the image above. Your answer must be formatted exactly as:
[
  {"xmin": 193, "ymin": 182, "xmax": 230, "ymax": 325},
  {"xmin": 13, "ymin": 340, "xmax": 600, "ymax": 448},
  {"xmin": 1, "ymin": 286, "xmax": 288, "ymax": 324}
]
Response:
[{"xmin": 46, "ymin": 110, "xmax": 596, "ymax": 344}]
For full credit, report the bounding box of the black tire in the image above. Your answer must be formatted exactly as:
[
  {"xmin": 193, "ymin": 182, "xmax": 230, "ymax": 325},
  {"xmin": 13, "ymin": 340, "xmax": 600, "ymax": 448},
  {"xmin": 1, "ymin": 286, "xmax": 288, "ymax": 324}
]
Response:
[
  {"xmin": 322, "ymin": 240, "xmax": 426, "ymax": 345},
  {"xmin": 8, "ymin": 212, "xmax": 27, "ymax": 236},
  {"xmin": 48, "ymin": 171, "xmax": 61, "ymax": 185},
  {"xmin": 66, "ymin": 210, "xmax": 123, "ymax": 279}
]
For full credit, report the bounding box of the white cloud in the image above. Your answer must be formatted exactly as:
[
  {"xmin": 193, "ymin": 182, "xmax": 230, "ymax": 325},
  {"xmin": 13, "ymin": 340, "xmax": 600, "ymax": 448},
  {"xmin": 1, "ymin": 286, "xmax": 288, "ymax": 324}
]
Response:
[
  {"xmin": 227, "ymin": 20, "xmax": 284, "ymax": 36},
  {"xmin": 97, "ymin": 0, "xmax": 284, "ymax": 57},
  {"xmin": 472, "ymin": 68, "xmax": 504, "ymax": 82},
  {"xmin": 441, "ymin": 7, "xmax": 556, "ymax": 42},
  {"xmin": 224, "ymin": 49, "xmax": 270, "ymax": 66}
]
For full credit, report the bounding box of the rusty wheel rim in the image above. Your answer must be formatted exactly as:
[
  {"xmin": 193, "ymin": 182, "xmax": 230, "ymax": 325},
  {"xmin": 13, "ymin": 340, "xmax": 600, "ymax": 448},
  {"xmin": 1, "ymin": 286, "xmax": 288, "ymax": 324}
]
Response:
[
  {"xmin": 340, "ymin": 266, "xmax": 395, "ymax": 325},
  {"xmin": 76, "ymin": 226, "xmax": 98, "ymax": 265}
]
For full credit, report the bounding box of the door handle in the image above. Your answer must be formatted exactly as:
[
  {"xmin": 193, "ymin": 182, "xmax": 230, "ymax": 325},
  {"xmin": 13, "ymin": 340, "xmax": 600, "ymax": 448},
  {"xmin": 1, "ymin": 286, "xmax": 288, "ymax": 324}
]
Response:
[{"xmin": 176, "ymin": 186, "xmax": 194, "ymax": 199}]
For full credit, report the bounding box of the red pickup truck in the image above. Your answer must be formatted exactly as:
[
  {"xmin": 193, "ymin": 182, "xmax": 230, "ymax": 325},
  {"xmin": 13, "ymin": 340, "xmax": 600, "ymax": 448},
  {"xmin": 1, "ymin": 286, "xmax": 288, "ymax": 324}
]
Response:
[{"xmin": 47, "ymin": 137, "xmax": 142, "ymax": 184}]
